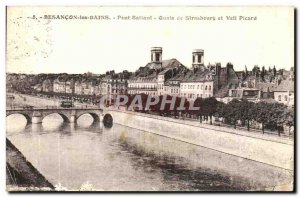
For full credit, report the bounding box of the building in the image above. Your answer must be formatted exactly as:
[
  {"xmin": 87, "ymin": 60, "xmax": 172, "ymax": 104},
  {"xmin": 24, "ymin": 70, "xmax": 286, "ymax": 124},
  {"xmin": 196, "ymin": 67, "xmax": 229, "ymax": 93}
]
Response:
[
  {"xmin": 91, "ymin": 78, "xmax": 101, "ymax": 95},
  {"xmin": 128, "ymin": 75, "xmax": 157, "ymax": 95},
  {"xmin": 101, "ymin": 70, "xmax": 131, "ymax": 104},
  {"xmin": 42, "ymin": 79, "xmax": 53, "ymax": 92},
  {"xmin": 256, "ymin": 82, "xmax": 277, "ymax": 99},
  {"xmin": 33, "ymin": 84, "xmax": 42, "ymax": 92},
  {"xmin": 74, "ymin": 79, "xmax": 83, "ymax": 95},
  {"xmin": 228, "ymin": 88, "xmax": 260, "ymax": 102},
  {"xmin": 180, "ymin": 70, "xmax": 214, "ymax": 100},
  {"xmin": 53, "ymin": 76, "xmax": 75, "ymax": 94},
  {"xmin": 65, "ymin": 78, "xmax": 75, "ymax": 94},
  {"xmin": 53, "ymin": 78, "xmax": 66, "ymax": 93},
  {"xmin": 178, "ymin": 49, "xmax": 215, "ymax": 100},
  {"xmin": 100, "ymin": 75, "xmax": 109, "ymax": 102},
  {"xmin": 81, "ymin": 79, "xmax": 93, "ymax": 95},
  {"xmin": 108, "ymin": 76, "xmax": 128, "ymax": 102},
  {"xmin": 163, "ymin": 72, "xmax": 186, "ymax": 97},
  {"xmin": 179, "ymin": 53, "xmax": 240, "ymax": 101},
  {"xmin": 128, "ymin": 47, "xmax": 185, "ymax": 96},
  {"xmin": 273, "ymin": 80, "xmax": 294, "ymax": 106}
]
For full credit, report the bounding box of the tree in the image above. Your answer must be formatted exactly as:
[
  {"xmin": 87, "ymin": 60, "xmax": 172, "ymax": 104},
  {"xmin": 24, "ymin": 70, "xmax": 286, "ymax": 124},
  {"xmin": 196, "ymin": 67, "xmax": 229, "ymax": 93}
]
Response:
[
  {"xmin": 205, "ymin": 97, "xmax": 218, "ymax": 125},
  {"xmin": 239, "ymin": 99, "xmax": 255, "ymax": 131},
  {"xmin": 154, "ymin": 95, "xmax": 164, "ymax": 116},
  {"xmin": 194, "ymin": 97, "xmax": 204, "ymax": 123},
  {"xmin": 285, "ymin": 107, "xmax": 295, "ymax": 136},
  {"xmin": 254, "ymin": 101, "xmax": 270, "ymax": 134},
  {"xmin": 182, "ymin": 98, "xmax": 191, "ymax": 119},
  {"xmin": 273, "ymin": 65, "xmax": 277, "ymax": 76},
  {"xmin": 172, "ymin": 96, "xmax": 183, "ymax": 118},
  {"xmin": 224, "ymin": 99, "xmax": 241, "ymax": 129},
  {"xmin": 261, "ymin": 66, "xmax": 266, "ymax": 81},
  {"xmin": 215, "ymin": 101, "xmax": 226, "ymax": 123},
  {"xmin": 268, "ymin": 103, "xmax": 287, "ymax": 136},
  {"xmin": 245, "ymin": 65, "xmax": 248, "ymax": 77},
  {"xmin": 252, "ymin": 65, "xmax": 260, "ymax": 76}
]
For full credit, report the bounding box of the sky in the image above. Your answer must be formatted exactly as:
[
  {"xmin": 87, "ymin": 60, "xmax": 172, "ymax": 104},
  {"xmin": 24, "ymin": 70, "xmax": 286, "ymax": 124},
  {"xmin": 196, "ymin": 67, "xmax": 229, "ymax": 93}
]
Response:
[{"xmin": 6, "ymin": 6, "xmax": 294, "ymax": 74}]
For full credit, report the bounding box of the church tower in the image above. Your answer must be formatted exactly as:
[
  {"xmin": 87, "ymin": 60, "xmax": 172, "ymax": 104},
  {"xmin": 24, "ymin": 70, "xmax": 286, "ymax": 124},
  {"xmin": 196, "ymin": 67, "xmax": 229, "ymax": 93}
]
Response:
[
  {"xmin": 151, "ymin": 47, "xmax": 162, "ymax": 63},
  {"xmin": 192, "ymin": 49, "xmax": 205, "ymax": 72}
]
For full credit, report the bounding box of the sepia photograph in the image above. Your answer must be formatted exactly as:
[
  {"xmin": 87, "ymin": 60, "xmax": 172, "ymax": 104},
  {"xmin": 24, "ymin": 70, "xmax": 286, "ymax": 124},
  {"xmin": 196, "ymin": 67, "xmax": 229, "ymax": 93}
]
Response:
[{"xmin": 5, "ymin": 6, "xmax": 295, "ymax": 192}]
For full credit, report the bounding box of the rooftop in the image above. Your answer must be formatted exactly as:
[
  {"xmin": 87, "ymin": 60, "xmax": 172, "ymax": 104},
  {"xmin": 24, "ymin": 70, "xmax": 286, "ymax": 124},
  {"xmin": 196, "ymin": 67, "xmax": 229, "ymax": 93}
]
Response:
[
  {"xmin": 146, "ymin": 58, "xmax": 183, "ymax": 70},
  {"xmin": 181, "ymin": 69, "xmax": 213, "ymax": 82},
  {"xmin": 274, "ymin": 80, "xmax": 294, "ymax": 92}
]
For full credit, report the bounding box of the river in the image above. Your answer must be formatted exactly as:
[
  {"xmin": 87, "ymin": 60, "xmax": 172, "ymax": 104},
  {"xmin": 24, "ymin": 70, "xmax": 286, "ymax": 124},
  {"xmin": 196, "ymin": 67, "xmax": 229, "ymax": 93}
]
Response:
[{"xmin": 6, "ymin": 114, "xmax": 291, "ymax": 191}]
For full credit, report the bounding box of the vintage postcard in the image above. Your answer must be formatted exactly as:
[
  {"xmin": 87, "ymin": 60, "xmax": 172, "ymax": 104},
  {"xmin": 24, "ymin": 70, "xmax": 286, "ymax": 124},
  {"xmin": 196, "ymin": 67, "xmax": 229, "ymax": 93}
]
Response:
[{"xmin": 6, "ymin": 6, "xmax": 294, "ymax": 192}]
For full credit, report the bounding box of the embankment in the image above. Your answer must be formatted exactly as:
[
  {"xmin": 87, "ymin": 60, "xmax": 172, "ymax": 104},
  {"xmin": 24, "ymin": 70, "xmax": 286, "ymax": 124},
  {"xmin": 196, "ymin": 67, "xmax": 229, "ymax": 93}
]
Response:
[{"xmin": 106, "ymin": 109, "xmax": 294, "ymax": 171}]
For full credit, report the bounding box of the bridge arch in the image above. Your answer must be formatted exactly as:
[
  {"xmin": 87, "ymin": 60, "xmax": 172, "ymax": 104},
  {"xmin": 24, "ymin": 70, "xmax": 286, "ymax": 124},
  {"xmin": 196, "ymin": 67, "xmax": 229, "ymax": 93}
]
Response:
[
  {"xmin": 41, "ymin": 112, "xmax": 70, "ymax": 123},
  {"xmin": 76, "ymin": 112, "xmax": 100, "ymax": 123},
  {"xmin": 6, "ymin": 112, "xmax": 32, "ymax": 124},
  {"xmin": 103, "ymin": 113, "xmax": 113, "ymax": 128}
]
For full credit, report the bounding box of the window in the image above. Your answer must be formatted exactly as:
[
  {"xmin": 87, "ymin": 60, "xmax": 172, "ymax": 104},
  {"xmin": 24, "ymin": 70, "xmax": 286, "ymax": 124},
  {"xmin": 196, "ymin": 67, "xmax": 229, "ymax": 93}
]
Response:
[
  {"xmin": 193, "ymin": 55, "xmax": 195, "ymax": 63},
  {"xmin": 205, "ymin": 86, "xmax": 207, "ymax": 90},
  {"xmin": 209, "ymin": 85, "xmax": 211, "ymax": 91},
  {"xmin": 155, "ymin": 53, "xmax": 160, "ymax": 62},
  {"xmin": 284, "ymin": 95, "xmax": 288, "ymax": 101},
  {"xmin": 197, "ymin": 85, "xmax": 199, "ymax": 89},
  {"xmin": 198, "ymin": 55, "xmax": 201, "ymax": 63},
  {"xmin": 278, "ymin": 95, "xmax": 281, "ymax": 101}
]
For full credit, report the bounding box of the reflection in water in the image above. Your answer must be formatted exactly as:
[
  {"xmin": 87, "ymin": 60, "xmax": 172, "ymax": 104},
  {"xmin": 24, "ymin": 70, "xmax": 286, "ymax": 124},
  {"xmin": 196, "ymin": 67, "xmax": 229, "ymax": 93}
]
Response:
[{"xmin": 6, "ymin": 114, "xmax": 291, "ymax": 191}]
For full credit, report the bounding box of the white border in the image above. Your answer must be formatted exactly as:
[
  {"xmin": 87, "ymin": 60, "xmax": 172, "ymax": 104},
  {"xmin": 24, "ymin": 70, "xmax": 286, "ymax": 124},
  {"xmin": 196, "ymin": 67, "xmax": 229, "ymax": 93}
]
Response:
[{"xmin": 0, "ymin": 1, "xmax": 298, "ymax": 196}]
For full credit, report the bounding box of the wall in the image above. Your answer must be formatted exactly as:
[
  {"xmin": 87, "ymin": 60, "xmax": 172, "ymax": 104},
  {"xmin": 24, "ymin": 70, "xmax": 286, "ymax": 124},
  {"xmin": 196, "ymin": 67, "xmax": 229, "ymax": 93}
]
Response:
[{"xmin": 105, "ymin": 109, "xmax": 294, "ymax": 171}]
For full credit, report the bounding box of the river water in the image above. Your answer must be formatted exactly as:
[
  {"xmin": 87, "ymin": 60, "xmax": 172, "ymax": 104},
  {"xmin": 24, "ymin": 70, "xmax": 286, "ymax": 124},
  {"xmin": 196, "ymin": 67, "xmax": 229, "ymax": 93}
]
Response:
[{"xmin": 6, "ymin": 114, "xmax": 291, "ymax": 191}]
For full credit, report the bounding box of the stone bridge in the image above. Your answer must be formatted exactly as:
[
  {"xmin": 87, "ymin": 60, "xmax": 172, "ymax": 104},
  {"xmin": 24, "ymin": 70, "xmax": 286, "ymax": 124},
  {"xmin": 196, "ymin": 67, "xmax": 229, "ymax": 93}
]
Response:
[{"xmin": 6, "ymin": 107, "xmax": 104, "ymax": 124}]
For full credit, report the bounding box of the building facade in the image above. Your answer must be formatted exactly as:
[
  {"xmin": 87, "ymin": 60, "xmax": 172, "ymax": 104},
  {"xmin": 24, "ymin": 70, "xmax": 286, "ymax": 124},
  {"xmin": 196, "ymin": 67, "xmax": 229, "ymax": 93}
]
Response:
[
  {"xmin": 273, "ymin": 80, "xmax": 294, "ymax": 106},
  {"xmin": 42, "ymin": 79, "xmax": 53, "ymax": 92}
]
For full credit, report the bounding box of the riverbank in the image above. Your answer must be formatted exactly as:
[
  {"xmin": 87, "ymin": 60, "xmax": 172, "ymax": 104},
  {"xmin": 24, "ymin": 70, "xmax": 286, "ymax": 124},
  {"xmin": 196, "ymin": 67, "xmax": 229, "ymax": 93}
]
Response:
[
  {"xmin": 6, "ymin": 138, "xmax": 54, "ymax": 191},
  {"xmin": 106, "ymin": 109, "xmax": 294, "ymax": 172}
]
